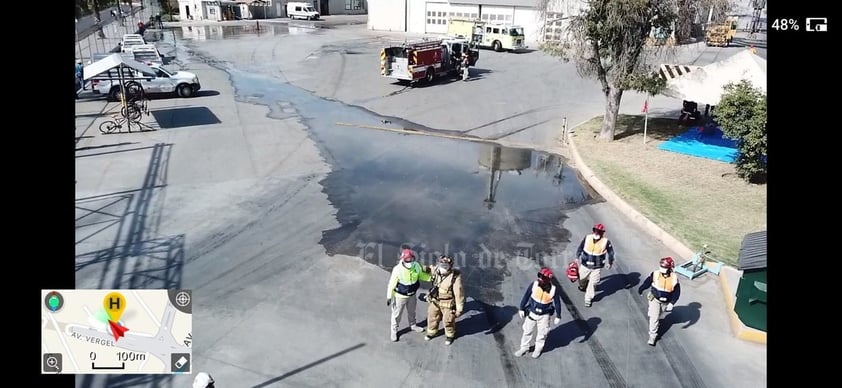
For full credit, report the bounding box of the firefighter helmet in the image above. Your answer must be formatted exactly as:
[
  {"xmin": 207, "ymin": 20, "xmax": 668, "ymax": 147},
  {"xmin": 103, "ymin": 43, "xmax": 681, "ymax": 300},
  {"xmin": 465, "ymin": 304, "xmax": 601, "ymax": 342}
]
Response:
[
  {"xmin": 566, "ymin": 261, "xmax": 579, "ymax": 283},
  {"xmin": 660, "ymin": 257, "xmax": 675, "ymax": 269},
  {"xmin": 400, "ymin": 248, "xmax": 415, "ymax": 261},
  {"xmin": 593, "ymin": 223, "xmax": 606, "ymax": 234},
  {"xmin": 538, "ymin": 267, "xmax": 554, "ymax": 281}
]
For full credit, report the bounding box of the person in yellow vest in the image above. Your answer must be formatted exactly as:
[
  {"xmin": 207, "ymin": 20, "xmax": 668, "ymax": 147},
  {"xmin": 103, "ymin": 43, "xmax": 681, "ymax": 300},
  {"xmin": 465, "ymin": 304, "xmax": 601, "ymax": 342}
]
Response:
[
  {"xmin": 638, "ymin": 257, "xmax": 681, "ymax": 346},
  {"xmin": 387, "ymin": 248, "xmax": 432, "ymax": 342},
  {"xmin": 424, "ymin": 255, "xmax": 465, "ymax": 345},
  {"xmin": 576, "ymin": 223, "xmax": 615, "ymax": 307},
  {"xmin": 514, "ymin": 267, "xmax": 563, "ymax": 359}
]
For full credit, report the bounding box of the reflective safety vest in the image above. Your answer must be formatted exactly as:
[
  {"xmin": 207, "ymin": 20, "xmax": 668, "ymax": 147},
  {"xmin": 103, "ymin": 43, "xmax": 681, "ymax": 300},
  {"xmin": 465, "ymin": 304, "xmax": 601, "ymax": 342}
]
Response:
[
  {"xmin": 583, "ymin": 235, "xmax": 608, "ymax": 256},
  {"xmin": 581, "ymin": 235, "xmax": 609, "ymax": 267},
  {"xmin": 526, "ymin": 281, "xmax": 556, "ymax": 316},
  {"xmin": 393, "ymin": 262, "xmax": 425, "ymax": 297},
  {"xmin": 650, "ymin": 271, "xmax": 679, "ymax": 303}
]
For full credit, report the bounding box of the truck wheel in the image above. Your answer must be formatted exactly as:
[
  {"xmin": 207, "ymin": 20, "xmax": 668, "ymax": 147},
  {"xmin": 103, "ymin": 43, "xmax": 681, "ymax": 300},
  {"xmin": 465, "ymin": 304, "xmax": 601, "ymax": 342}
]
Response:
[
  {"xmin": 493, "ymin": 41, "xmax": 502, "ymax": 52},
  {"xmin": 425, "ymin": 68, "xmax": 435, "ymax": 83},
  {"xmin": 177, "ymin": 84, "xmax": 194, "ymax": 98}
]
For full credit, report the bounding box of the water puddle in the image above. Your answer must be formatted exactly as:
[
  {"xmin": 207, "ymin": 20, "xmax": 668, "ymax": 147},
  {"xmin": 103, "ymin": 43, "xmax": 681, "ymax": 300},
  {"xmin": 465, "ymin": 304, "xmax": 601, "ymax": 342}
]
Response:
[
  {"xmin": 171, "ymin": 23, "xmax": 317, "ymax": 41},
  {"xmin": 190, "ymin": 55, "xmax": 598, "ymax": 302}
]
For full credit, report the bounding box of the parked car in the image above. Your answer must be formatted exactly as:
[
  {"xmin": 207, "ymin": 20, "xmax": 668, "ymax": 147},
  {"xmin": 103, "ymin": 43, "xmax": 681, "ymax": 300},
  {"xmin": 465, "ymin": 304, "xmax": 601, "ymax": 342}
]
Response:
[{"xmin": 94, "ymin": 64, "xmax": 201, "ymax": 101}]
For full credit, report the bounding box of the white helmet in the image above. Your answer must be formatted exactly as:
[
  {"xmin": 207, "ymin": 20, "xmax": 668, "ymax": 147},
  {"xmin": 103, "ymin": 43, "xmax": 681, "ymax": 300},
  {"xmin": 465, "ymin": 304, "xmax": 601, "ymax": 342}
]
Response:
[{"xmin": 193, "ymin": 372, "xmax": 215, "ymax": 388}]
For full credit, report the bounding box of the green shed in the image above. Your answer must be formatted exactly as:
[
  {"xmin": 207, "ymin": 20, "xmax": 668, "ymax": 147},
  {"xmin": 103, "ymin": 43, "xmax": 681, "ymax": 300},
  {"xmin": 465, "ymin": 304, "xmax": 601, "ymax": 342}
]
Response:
[{"xmin": 734, "ymin": 231, "xmax": 767, "ymax": 332}]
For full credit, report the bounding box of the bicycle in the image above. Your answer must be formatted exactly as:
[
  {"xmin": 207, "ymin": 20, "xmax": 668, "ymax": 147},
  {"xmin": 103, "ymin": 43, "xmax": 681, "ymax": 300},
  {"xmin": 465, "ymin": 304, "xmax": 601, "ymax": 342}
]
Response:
[{"xmin": 99, "ymin": 115, "xmax": 128, "ymax": 134}]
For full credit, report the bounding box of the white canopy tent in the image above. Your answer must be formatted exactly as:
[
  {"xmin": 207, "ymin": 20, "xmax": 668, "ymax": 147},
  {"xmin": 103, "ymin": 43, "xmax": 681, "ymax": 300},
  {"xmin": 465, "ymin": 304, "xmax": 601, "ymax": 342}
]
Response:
[
  {"xmin": 83, "ymin": 53, "xmax": 156, "ymax": 81},
  {"xmin": 662, "ymin": 50, "xmax": 767, "ymax": 106}
]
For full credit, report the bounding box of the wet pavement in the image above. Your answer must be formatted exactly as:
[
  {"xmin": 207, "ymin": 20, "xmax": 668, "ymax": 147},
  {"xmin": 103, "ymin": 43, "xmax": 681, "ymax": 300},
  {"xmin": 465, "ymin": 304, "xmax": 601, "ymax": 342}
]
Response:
[
  {"xmin": 73, "ymin": 24, "xmax": 766, "ymax": 388},
  {"xmin": 224, "ymin": 67, "xmax": 596, "ymax": 304}
]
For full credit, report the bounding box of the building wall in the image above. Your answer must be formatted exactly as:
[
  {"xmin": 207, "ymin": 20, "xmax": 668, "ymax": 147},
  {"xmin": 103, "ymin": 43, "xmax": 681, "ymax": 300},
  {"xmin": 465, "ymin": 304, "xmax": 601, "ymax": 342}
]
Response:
[
  {"xmin": 328, "ymin": 0, "xmax": 367, "ymax": 15},
  {"xmin": 367, "ymin": 0, "xmax": 405, "ymax": 31},
  {"xmin": 424, "ymin": 2, "xmax": 450, "ymax": 34},
  {"xmin": 512, "ymin": 7, "xmax": 540, "ymax": 45},
  {"xmin": 368, "ymin": 0, "xmax": 585, "ymax": 43},
  {"xmin": 449, "ymin": 3, "xmax": 479, "ymax": 19},
  {"xmin": 408, "ymin": 0, "xmax": 427, "ymax": 33}
]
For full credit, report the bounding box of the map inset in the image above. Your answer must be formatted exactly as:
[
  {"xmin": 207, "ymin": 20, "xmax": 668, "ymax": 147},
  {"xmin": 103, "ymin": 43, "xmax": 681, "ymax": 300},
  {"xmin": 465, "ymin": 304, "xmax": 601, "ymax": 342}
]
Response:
[{"xmin": 41, "ymin": 289, "xmax": 192, "ymax": 374}]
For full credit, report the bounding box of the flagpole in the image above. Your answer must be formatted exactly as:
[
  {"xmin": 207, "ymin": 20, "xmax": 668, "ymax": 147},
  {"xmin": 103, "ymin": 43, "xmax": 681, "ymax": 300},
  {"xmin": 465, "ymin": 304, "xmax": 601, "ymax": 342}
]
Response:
[{"xmin": 643, "ymin": 95, "xmax": 649, "ymax": 145}]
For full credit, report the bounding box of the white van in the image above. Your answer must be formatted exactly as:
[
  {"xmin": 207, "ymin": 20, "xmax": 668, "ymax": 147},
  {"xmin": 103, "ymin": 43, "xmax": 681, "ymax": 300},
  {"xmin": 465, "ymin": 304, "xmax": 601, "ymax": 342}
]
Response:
[{"xmin": 287, "ymin": 2, "xmax": 319, "ymax": 20}]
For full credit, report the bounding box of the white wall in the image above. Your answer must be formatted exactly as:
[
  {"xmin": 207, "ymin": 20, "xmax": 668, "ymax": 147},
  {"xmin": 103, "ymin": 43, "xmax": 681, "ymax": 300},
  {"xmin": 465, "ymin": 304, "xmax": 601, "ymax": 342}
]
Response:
[
  {"xmin": 480, "ymin": 5, "xmax": 514, "ymax": 24},
  {"xmin": 424, "ymin": 2, "xmax": 450, "ymax": 34},
  {"xmin": 511, "ymin": 7, "xmax": 540, "ymax": 45},
  {"xmin": 408, "ymin": 0, "xmax": 426, "ymax": 33},
  {"xmin": 449, "ymin": 3, "xmax": 479, "ymax": 19},
  {"xmin": 368, "ymin": 0, "xmax": 406, "ymax": 31}
]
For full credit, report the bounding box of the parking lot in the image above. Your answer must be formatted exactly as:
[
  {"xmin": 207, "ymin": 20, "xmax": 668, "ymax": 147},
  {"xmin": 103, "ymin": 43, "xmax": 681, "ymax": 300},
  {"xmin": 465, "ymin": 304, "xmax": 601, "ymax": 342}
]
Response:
[{"xmin": 74, "ymin": 19, "xmax": 766, "ymax": 388}]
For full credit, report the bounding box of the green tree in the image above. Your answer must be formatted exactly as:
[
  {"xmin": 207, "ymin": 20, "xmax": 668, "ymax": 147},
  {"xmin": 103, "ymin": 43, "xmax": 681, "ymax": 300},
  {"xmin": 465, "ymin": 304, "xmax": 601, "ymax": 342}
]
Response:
[
  {"xmin": 715, "ymin": 80, "xmax": 767, "ymax": 184},
  {"xmin": 538, "ymin": 0, "xmax": 674, "ymax": 141}
]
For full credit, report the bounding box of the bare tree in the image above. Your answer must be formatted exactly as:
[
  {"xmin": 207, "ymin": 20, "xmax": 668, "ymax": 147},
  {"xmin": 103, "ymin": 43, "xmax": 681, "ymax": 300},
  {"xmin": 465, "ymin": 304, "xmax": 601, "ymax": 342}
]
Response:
[
  {"xmin": 675, "ymin": 0, "xmax": 732, "ymax": 43},
  {"xmin": 538, "ymin": 0, "xmax": 676, "ymax": 141}
]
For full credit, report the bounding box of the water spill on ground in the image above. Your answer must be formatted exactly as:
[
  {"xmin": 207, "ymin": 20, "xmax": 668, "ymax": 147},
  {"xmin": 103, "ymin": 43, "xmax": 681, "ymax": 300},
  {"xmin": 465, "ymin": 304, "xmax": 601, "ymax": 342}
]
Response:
[{"xmin": 185, "ymin": 49, "xmax": 598, "ymax": 303}]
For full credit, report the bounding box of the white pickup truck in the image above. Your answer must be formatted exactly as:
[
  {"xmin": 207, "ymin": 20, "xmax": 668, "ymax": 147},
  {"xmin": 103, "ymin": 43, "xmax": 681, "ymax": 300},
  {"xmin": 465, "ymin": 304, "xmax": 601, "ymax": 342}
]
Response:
[{"xmin": 94, "ymin": 64, "xmax": 201, "ymax": 101}]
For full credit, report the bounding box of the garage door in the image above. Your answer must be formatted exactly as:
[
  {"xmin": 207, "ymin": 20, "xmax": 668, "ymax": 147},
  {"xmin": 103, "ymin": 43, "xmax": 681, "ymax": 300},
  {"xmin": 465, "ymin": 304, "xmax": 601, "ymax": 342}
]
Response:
[
  {"xmin": 425, "ymin": 2, "xmax": 450, "ymax": 34},
  {"xmin": 480, "ymin": 6, "xmax": 514, "ymax": 24},
  {"xmin": 448, "ymin": 3, "xmax": 478, "ymax": 20}
]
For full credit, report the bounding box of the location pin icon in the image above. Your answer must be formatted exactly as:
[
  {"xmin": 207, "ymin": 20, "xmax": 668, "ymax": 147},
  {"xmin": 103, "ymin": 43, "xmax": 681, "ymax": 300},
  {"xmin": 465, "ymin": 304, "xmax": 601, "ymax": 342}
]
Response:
[{"xmin": 103, "ymin": 292, "xmax": 126, "ymax": 322}]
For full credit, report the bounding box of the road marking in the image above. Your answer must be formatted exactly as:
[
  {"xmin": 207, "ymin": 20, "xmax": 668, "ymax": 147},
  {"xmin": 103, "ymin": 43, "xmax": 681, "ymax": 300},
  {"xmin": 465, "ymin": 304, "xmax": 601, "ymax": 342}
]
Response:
[
  {"xmin": 133, "ymin": 290, "xmax": 162, "ymax": 328},
  {"xmin": 47, "ymin": 312, "xmax": 80, "ymax": 372}
]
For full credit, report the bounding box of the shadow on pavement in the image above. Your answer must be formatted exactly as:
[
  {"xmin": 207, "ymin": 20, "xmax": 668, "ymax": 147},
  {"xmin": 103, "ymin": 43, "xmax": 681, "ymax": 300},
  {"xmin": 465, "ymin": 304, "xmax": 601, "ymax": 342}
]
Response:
[
  {"xmin": 660, "ymin": 302, "xmax": 702, "ymax": 336},
  {"xmin": 594, "ymin": 272, "xmax": 640, "ymax": 302},
  {"xmin": 76, "ymin": 143, "xmax": 186, "ymax": 388},
  {"xmin": 251, "ymin": 343, "xmax": 366, "ymax": 387},
  {"xmin": 151, "ymin": 106, "xmax": 222, "ymax": 129},
  {"xmin": 454, "ymin": 299, "xmax": 518, "ymax": 338},
  {"xmin": 543, "ymin": 317, "xmax": 601, "ymax": 354}
]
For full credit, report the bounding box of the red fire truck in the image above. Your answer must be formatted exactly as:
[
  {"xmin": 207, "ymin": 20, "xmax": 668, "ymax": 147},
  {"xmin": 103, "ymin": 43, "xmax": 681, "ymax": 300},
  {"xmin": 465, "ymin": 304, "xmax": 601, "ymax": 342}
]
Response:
[{"xmin": 380, "ymin": 38, "xmax": 479, "ymax": 84}]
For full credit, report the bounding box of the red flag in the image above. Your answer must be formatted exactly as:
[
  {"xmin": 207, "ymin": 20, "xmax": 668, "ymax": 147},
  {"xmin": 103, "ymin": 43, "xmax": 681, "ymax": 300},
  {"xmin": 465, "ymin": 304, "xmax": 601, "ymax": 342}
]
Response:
[{"xmin": 642, "ymin": 98, "xmax": 649, "ymax": 113}]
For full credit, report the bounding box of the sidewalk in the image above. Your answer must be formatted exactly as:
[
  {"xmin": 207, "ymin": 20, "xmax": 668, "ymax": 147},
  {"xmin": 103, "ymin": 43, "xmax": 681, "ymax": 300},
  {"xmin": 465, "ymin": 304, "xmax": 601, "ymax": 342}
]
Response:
[{"xmin": 75, "ymin": 1, "xmax": 163, "ymax": 63}]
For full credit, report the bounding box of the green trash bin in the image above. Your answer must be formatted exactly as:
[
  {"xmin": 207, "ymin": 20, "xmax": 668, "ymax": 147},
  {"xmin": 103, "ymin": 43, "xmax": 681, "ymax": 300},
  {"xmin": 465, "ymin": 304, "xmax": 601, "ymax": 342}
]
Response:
[{"xmin": 734, "ymin": 231, "xmax": 767, "ymax": 332}]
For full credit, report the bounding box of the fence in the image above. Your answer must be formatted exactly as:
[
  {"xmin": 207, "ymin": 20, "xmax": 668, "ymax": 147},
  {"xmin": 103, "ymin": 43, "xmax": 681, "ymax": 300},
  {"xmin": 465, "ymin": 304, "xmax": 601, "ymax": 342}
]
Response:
[{"xmin": 75, "ymin": 2, "xmax": 164, "ymax": 64}]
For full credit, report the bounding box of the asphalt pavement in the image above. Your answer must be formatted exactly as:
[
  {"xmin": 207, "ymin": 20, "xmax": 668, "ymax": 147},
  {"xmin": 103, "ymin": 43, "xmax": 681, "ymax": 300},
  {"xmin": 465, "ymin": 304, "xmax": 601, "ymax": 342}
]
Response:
[{"xmin": 74, "ymin": 18, "xmax": 766, "ymax": 388}]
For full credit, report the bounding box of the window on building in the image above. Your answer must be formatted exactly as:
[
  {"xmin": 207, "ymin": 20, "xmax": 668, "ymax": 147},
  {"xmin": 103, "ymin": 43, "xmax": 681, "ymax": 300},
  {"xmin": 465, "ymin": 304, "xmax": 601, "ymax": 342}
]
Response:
[
  {"xmin": 490, "ymin": 14, "xmax": 497, "ymax": 21},
  {"xmin": 209, "ymin": 8, "xmax": 215, "ymax": 14},
  {"xmin": 505, "ymin": 15, "xmax": 512, "ymax": 21},
  {"xmin": 470, "ymin": 13, "xmax": 477, "ymax": 18},
  {"xmin": 481, "ymin": 14, "xmax": 488, "ymax": 20},
  {"xmin": 543, "ymin": 12, "xmax": 565, "ymax": 41},
  {"xmin": 345, "ymin": 0, "xmax": 362, "ymax": 10},
  {"xmin": 427, "ymin": 11, "xmax": 432, "ymax": 16}
]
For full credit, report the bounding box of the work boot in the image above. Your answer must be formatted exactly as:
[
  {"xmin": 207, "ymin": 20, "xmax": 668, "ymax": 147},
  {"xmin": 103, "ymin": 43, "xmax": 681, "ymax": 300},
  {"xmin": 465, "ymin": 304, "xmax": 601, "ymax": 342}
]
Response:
[
  {"xmin": 647, "ymin": 335, "xmax": 657, "ymax": 346},
  {"xmin": 514, "ymin": 348, "xmax": 529, "ymax": 357},
  {"xmin": 425, "ymin": 334, "xmax": 434, "ymax": 341},
  {"xmin": 578, "ymin": 285, "xmax": 586, "ymax": 292},
  {"xmin": 445, "ymin": 337, "xmax": 454, "ymax": 345},
  {"xmin": 584, "ymin": 301, "xmax": 592, "ymax": 307},
  {"xmin": 410, "ymin": 324, "xmax": 424, "ymax": 333},
  {"xmin": 390, "ymin": 332, "xmax": 398, "ymax": 342},
  {"xmin": 531, "ymin": 349, "xmax": 542, "ymax": 359}
]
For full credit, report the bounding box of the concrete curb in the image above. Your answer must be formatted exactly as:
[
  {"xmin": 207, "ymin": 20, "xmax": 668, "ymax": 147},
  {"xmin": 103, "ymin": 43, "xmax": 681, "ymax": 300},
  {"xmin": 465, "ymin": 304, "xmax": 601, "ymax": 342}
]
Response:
[{"xmin": 564, "ymin": 123, "xmax": 766, "ymax": 344}]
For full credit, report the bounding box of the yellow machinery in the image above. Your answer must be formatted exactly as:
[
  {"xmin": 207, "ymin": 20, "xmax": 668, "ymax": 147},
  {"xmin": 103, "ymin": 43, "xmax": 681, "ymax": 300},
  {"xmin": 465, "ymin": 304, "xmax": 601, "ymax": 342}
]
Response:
[{"xmin": 705, "ymin": 16, "xmax": 738, "ymax": 47}]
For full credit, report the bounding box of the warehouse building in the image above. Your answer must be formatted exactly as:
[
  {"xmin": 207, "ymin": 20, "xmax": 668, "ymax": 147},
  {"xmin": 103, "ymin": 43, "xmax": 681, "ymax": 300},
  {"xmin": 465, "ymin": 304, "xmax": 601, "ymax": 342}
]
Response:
[{"xmin": 367, "ymin": 0, "xmax": 586, "ymax": 45}]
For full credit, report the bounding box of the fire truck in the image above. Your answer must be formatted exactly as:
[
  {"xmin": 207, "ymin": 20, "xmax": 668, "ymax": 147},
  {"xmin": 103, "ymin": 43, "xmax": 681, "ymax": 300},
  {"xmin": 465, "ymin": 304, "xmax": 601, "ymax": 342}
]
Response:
[{"xmin": 380, "ymin": 38, "xmax": 479, "ymax": 84}]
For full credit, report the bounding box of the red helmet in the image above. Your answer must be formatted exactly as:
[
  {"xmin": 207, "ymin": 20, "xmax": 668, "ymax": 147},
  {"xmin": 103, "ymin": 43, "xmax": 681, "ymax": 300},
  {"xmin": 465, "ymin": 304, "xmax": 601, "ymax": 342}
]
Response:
[
  {"xmin": 566, "ymin": 261, "xmax": 579, "ymax": 282},
  {"xmin": 593, "ymin": 223, "xmax": 606, "ymax": 233},
  {"xmin": 660, "ymin": 257, "xmax": 675, "ymax": 269},
  {"xmin": 538, "ymin": 267, "xmax": 554, "ymax": 280},
  {"xmin": 400, "ymin": 249, "xmax": 415, "ymax": 261}
]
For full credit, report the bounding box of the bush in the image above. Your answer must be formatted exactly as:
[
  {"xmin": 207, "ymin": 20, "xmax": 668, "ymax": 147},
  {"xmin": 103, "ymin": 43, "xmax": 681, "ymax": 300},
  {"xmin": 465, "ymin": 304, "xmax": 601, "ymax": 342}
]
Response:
[{"xmin": 715, "ymin": 80, "xmax": 767, "ymax": 184}]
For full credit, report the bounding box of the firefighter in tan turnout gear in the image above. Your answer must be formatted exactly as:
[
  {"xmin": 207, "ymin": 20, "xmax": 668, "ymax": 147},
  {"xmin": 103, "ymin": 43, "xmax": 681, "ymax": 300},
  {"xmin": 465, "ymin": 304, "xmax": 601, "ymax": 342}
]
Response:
[{"xmin": 425, "ymin": 255, "xmax": 465, "ymax": 345}]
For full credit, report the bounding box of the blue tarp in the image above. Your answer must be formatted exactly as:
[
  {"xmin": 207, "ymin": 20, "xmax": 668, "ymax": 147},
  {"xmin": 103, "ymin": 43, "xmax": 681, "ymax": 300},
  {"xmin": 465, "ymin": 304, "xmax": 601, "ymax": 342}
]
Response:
[{"xmin": 658, "ymin": 126, "xmax": 739, "ymax": 163}]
